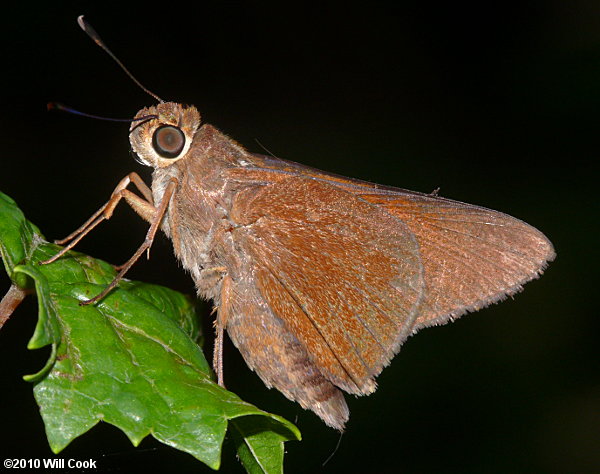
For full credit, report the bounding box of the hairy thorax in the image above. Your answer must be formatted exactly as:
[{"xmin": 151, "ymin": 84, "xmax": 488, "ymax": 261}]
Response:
[{"xmin": 151, "ymin": 127, "xmax": 249, "ymax": 302}]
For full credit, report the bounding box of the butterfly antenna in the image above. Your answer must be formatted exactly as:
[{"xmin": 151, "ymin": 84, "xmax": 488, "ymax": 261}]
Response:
[
  {"xmin": 77, "ymin": 15, "xmax": 164, "ymax": 103},
  {"xmin": 47, "ymin": 102, "xmax": 158, "ymax": 123}
]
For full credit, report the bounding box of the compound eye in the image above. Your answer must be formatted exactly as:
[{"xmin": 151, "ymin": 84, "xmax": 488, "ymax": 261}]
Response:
[{"xmin": 152, "ymin": 125, "xmax": 185, "ymax": 158}]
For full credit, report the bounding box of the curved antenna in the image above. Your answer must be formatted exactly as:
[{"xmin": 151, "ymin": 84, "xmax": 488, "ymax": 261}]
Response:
[{"xmin": 77, "ymin": 15, "xmax": 164, "ymax": 103}]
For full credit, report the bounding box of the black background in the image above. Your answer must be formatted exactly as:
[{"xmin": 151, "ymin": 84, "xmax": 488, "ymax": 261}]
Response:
[{"xmin": 0, "ymin": 1, "xmax": 597, "ymax": 473}]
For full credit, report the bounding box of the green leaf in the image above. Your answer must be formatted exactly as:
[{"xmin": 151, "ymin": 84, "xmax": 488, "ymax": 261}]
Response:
[
  {"xmin": 0, "ymin": 191, "xmax": 300, "ymax": 471},
  {"xmin": 231, "ymin": 416, "xmax": 300, "ymax": 474},
  {"xmin": 0, "ymin": 191, "xmax": 44, "ymax": 288}
]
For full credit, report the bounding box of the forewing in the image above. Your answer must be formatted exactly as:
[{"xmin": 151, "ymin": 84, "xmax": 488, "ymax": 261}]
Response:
[
  {"xmin": 229, "ymin": 153, "xmax": 554, "ymax": 332},
  {"xmin": 357, "ymin": 191, "xmax": 555, "ymax": 330},
  {"xmin": 228, "ymin": 176, "xmax": 425, "ymax": 395}
]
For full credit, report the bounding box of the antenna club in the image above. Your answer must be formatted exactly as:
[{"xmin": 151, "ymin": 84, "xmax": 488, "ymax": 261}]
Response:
[
  {"xmin": 75, "ymin": 15, "xmax": 163, "ymax": 103},
  {"xmin": 47, "ymin": 102, "xmax": 69, "ymax": 113}
]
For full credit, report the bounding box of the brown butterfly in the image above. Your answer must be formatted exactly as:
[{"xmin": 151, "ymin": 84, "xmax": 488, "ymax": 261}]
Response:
[{"xmin": 45, "ymin": 17, "xmax": 555, "ymax": 430}]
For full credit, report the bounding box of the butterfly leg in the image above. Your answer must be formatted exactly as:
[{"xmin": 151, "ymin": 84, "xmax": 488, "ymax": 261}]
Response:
[
  {"xmin": 42, "ymin": 173, "xmax": 155, "ymax": 265},
  {"xmin": 78, "ymin": 178, "xmax": 177, "ymax": 305},
  {"xmin": 212, "ymin": 272, "xmax": 231, "ymax": 387}
]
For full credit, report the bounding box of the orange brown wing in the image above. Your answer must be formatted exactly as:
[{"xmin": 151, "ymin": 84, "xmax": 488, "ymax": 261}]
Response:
[
  {"xmin": 228, "ymin": 153, "xmax": 555, "ymax": 333},
  {"xmin": 356, "ymin": 191, "xmax": 555, "ymax": 331},
  {"xmin": 224, "ymin": 277, "xmax": 350, "ymax": 429},
  {"xmin": 228, "ymin": 176, "xmax": 425, "ymax": 395}
]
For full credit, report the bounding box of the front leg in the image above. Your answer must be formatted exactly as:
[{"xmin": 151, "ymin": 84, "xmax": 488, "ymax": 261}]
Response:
[{"xmin": 42, "ymin": 172, "xmax": 157, "ymax": 265}]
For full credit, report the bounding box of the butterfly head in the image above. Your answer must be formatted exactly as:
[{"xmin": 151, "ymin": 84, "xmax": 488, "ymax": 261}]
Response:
[{"xmin": 129, "ymin": 102, "xmax": 201, "ymax": 169}]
